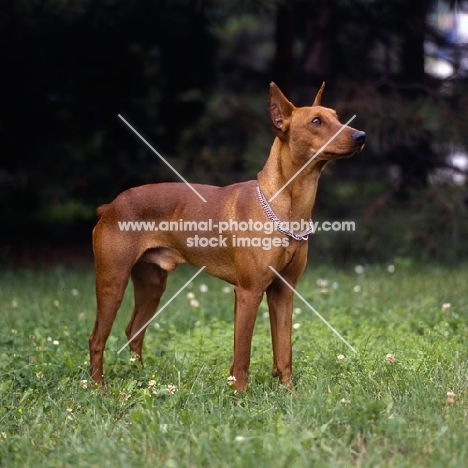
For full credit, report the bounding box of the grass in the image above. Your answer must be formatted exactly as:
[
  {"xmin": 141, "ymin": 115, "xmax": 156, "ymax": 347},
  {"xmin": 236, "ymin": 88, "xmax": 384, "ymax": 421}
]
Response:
[{"xmin": 0, "ymin": 260, "xmax": 467, "ymax": 467}]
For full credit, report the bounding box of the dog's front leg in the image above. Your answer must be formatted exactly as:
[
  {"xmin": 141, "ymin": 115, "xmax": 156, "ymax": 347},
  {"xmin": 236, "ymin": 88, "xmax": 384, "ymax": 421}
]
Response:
[
  {"xmin": 230, "ymin": 286, "xmax": 264, "ymax": 391},
  {"xmin": 266, "ymin": 281, "xmax": 295, "ymax": 387},
  {"xmin": 266, "ymin": 251, "xmax": 307, "ymax": 389}
]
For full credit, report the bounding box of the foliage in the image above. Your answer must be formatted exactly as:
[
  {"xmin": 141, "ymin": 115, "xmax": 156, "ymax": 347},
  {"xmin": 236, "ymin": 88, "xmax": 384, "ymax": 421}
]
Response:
[
  {"xmin": 0, "ymin": 264, "xmax": 467, "ymax": 466},
  {"xmin": 310, "ymin": 179, "xmax": 468, "ymax": 264}
]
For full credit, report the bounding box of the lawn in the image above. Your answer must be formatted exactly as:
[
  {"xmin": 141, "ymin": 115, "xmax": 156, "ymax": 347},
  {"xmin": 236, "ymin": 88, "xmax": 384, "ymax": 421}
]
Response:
[{"xmin": 0, "ymin": 260, "xmax": 467, "ymax": 467}]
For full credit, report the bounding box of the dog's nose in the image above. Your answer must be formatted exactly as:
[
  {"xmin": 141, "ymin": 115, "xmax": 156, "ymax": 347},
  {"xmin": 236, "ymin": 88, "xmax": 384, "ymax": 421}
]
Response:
[{"xmin": 351, "ymin": 131, "xmax": 366, "ymax": 145}]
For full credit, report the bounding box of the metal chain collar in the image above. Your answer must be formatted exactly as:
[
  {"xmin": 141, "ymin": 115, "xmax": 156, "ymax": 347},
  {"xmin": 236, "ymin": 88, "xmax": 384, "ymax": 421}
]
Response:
[{"xmin": 256, "ymin": 184, "xmax": 315, "ymax": 241}]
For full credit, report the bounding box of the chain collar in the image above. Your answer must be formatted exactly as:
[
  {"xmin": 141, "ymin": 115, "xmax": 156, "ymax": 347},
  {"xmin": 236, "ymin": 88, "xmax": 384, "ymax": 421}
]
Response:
[{"xmin": 256, "ymin": 184, "xmax": 315, "ymax": 241}]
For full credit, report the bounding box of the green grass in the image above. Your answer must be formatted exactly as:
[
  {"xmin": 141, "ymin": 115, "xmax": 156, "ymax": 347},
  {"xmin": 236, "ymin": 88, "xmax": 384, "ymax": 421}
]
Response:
[{"xmin": 0, "ymin": 260, "xmax": 467, "ymax": 467}]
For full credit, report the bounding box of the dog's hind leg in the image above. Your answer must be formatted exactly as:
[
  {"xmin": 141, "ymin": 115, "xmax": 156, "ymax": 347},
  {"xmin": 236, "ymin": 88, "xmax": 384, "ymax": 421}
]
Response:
[
  {"xmin": 89, "ymin": 247, "xmax": 134, "ymax": 386},
  {"xmin": 124, "ymin": 260, "xmax": 168, "ymax": 365}
]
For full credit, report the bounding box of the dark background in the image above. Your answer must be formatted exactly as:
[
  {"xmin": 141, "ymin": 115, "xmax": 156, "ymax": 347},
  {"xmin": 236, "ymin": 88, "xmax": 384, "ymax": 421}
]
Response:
[{"xmin": 1, "ymin": 0, "xmax": 467, "ymax": 265}]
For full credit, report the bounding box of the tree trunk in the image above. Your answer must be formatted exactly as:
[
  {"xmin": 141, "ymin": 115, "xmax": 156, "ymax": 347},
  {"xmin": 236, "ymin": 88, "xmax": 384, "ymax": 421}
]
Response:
[
  {"xmin": 274, "ymin": 3, "xmax": 294, "ymax": 97},
  {"xmin": 400, "ymin": 4, "xmax": 428, "ymax": 94},
  {"xmin": 298, "ymin": 0, "xmax": 337, "ymax": 103}
]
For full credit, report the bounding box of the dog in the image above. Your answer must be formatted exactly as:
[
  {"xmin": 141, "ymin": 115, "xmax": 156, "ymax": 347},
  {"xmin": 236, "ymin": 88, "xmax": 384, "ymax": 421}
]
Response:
[{"xmin": 89, "ymin": 82, "xmax": 366, "ymax": 391}]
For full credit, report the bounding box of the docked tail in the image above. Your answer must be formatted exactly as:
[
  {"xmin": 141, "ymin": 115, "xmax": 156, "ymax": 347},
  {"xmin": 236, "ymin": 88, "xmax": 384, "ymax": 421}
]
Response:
[{"xmin": 95, "ymin": 204, "xmax": 110, "ymax": 219}]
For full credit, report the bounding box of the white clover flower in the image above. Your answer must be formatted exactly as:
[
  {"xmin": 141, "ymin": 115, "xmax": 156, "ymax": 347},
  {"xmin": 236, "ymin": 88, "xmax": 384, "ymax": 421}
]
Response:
[
  {"xmin": 190, "ymin": 299, "xmax": 200, "ymax": 308},
  {"xmin": 293, "ymin": 307, "xmax": 302, "ymax": 314},
  {"xmin": 227, "ymin": 375, "xmax": 236, "ymax": 386},
  {"xmin": 446, "ymin": 391, "xmax": 455, "ymax": 404},
  {"xmin": 387, "ymin": 264, "xmax": 395, "ymax": 273},
  {"xmin": 186, "ymin": 292, "xmax": 195, "ymax": 300},
  {"xmin": 222, "ymin": 286, "xmax": 232, "ymax": 293},
  {"xmin": 71, "ymin": 288, "xmax": 79, "ymax": 296},
  {"xmin": 385, "ymin": 353, "xmax": 396, "ymax": 364},
  {"xmin": 354, "ymin": 265, "xmax": 364, "ymax": 274},
  {"xmin": 235, "ymin": 435, "xmax": 246, "ymax": 442},
  {"xmin": 53, "ymin": 340, "xmax": 59, "ymax": 346},
  {"xmin": 65, "ymin": 408, "xmax": 74, "ymax": 422},
  {"xmin": 353, "ymin": 285, "xmax": 361, "ymax": 293},
  {"xmin": 79, "ymin": 380, "xmax": 88, "ymax": 389},
  {"xmin": 293, "ymin": 323, "xmax": 301, "ymax": 329},
  {"xmin": 317, "ymin": 278, "xmax": 329, "ymax": 287},
  {"xmin": 148, "ymin": 380, "xmax": 157, "ymax": 393},
  {"xmin": 166, "ymin": 384, "xmax": 177, "ymax": 395},
  {"xmin": 337, "ymin": 354, "xmax": 345, "ymax": 362},
  {"xmin": 53, "ymin": 300, "xmax": 60, "ymax": 307},
  {"xmin": 442, "ymin": 303, "xmax": 451, "ymax": 313},
  {"xmin": 119, "ymin": 391, "xmax": 131, "ymax": 401},
  {"xmin": 199, "ymin": 284, "xmax": 208, "ymax": 293}
]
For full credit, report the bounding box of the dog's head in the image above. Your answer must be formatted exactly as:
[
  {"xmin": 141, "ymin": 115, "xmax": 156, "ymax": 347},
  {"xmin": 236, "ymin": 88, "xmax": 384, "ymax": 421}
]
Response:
[{"xmin": 268, "ymin": 82, "xmax": 365, "ymax": 162}]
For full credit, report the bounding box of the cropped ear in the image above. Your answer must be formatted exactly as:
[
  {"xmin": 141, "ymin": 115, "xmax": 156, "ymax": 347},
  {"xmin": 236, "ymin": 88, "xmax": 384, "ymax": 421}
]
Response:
[
  {"xmin": 312, "ymin": 82, "xmax": 326, "ymax": 106},
  {"xmin": 269, "ymin": 82, "xmax": 295, "ymax": 134}
]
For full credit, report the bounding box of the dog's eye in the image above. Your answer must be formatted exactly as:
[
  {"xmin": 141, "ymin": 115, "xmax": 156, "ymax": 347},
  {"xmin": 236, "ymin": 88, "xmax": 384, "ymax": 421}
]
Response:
[{"xmin": 311, "ymin": 117, "xmax": 321, "ymax": 125}]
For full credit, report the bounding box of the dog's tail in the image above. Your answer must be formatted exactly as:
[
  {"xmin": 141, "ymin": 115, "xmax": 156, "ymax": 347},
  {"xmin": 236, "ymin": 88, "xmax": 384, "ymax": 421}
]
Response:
[{"xmin": 96, "ymin": 204, "xmax": 110, "ymax": 219}]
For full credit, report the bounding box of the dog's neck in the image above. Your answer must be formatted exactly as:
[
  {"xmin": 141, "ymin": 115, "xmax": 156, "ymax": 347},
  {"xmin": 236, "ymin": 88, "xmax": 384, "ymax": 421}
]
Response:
[{"xmin": 257, "ymin": 137, "xmax": 328, "ymax": 221}]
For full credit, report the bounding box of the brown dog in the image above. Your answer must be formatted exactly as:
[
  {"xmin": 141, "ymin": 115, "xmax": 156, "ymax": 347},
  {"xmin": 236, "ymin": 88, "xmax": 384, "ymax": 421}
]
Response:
[{"xmin": 89, "ymin": 83, "xmax": 365, "ymax": 391}]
